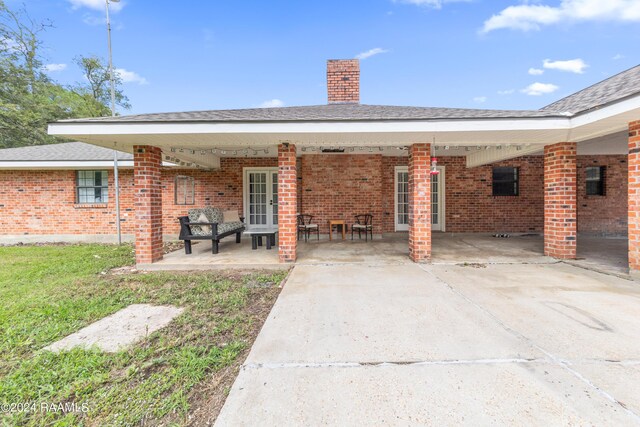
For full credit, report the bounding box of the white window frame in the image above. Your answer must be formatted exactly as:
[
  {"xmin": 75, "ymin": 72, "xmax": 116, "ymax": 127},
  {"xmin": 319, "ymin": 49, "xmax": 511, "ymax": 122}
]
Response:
[
  {"xmin": 394, "ymin": 165, "xmax": 445, "ymax": 232},
  {"xmin": 243, "ymin": 167, "xmax": 279, "ymax": 229}
]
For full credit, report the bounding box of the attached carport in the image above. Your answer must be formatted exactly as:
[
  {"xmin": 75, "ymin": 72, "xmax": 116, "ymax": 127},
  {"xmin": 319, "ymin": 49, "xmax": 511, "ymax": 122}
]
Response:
[{"xmin": 48, "ymin": 66, "xmax": 640, "ymax": 274}]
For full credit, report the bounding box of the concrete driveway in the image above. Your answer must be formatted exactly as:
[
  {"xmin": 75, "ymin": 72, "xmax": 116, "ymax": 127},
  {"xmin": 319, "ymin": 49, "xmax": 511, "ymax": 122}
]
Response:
[{"xmin": 216, "ymin": 261, "xmax": 640, "ymax": 426}]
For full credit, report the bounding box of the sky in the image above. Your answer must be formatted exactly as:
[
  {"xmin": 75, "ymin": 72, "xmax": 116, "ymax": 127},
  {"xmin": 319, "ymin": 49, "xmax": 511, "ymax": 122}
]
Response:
[{"xmin": 11, "ymin": 0, "xmax": 640, "ymax": 115}]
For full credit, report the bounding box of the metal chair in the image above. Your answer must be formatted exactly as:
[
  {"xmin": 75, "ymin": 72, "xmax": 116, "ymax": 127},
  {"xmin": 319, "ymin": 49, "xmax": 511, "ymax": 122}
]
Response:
[
  {"xmin": 297, "ymin": 214, "xmax": 319, "ymax": 242},
  {"xmin": 351, "ymin": 214, "xmax": 373, "ymax": 241}
]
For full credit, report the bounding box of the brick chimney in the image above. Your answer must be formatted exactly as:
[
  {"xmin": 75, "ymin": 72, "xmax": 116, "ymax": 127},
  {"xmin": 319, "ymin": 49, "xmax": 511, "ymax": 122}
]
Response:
[{"xmin": 327, "ymin": 59, "xmax": 360, "ymax": 104}]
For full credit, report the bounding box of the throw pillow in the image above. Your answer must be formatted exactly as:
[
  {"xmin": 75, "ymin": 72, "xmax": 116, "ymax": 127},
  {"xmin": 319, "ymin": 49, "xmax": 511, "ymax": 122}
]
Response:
[
  {"xmin": 223, "ymin": 210, "xmax": 240, "ymax": 223},
  {"xmin": 197, "ymin": 212, "xmax": 211, "ymax": 234}
]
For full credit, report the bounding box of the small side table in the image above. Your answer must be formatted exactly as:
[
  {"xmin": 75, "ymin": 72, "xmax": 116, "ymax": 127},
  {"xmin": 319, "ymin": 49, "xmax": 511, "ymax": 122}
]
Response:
[
  {"xmin": 244, "ymin": 228, "xmax": 278, "ymax": 250},
  {"xmin": 328, "ymin": 219, "xmax": 346, "ymax": 241}
]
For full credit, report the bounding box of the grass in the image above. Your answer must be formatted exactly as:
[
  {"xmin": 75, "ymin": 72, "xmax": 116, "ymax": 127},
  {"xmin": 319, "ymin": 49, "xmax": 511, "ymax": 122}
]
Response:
[{"xmin": 0, "ymin": 244, "xmax": 286, "ymax": 426}]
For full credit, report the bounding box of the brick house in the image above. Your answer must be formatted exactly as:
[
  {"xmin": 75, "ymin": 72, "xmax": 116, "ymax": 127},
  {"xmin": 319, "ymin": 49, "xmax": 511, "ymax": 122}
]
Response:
[{"xmin": 1, "ymin": 60, "xmax": 639, "ymax": 271}]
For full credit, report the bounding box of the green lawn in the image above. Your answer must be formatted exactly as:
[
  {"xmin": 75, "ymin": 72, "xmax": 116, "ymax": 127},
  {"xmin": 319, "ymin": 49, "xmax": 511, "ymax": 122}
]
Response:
[{"xmin": 0, "ymin": 244, "xmax": 285, "ymax": 426}]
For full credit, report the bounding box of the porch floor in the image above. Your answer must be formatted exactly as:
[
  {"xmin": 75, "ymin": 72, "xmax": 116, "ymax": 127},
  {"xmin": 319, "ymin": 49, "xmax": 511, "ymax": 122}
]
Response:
[{"xmin": 143, "ymin": 233, "xmax": 629, "ymax": 277}]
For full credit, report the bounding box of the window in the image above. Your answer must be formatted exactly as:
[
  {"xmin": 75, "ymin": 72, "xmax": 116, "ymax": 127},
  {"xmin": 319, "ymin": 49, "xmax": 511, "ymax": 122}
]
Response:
[
  {"xmin": 175, "ymin": 175, "xmax": 195, "ymax": 205},
  {"xmin": 77, "ymin": 170, "xmax": 108, "ymax": 204},
  {"xmin": 492, "ymin": 167, "xmax": 519, "ymax": 196},
  {"xmin": 586, "ymin": 166, "xmax": 606, "ymax": 196}
]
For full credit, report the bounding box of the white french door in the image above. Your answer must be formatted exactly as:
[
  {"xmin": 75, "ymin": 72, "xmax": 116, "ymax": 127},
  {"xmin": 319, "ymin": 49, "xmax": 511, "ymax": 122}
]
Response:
[
  {"xmin": 394, "ymin": 166, "xmax": 445, "ymax": 231},
  {"xmin": 243, "ymin": 168, "xmax": 278, "ymax": 229}
]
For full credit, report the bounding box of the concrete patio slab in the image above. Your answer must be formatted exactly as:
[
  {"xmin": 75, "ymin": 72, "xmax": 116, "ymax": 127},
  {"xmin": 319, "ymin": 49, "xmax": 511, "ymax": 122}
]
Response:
[
  {"xmin": 246, "ymin": 264, "xmax": 540, "ymax": 364},
  {"xmin": 141, "ymin": 239, "xmax": 284, "ymax": 271},
  {"xmin": 217, "ymin": 362, "xmax": 635, "ymax": 426},
  {"xmin": 140, "ymin": 233, "xmax": 630, "ymax": 279},
  {"xmin": 429, "ymin": 263, "xmax": 640, "ymax": 360},
  {"xmin": 431, "ymin": 233, "xmax": 550, "ymax": 264},
  {"xmin": 44, "ymin": 304, "xmax": 184, "ymax": 353},
  {"xmin": 217, "ymin": 260, "xmax": 640, "ymax": 425}
]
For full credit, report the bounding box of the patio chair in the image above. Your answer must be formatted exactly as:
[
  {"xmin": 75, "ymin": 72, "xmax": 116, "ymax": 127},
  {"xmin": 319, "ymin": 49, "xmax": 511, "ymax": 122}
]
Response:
[
  {"xmin": 351, "ymin": 214, "xmax": 373, "ymax": 241},
  {"xmin": 297, "ymin": 214, "xmax": 319, "ymax": 242}
]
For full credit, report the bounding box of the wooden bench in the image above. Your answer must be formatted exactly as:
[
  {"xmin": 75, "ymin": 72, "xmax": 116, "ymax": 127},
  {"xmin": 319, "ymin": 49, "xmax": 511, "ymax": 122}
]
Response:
[{"xmin": 178, "ymin": 212, "xmax": 245, "ymax": 254}]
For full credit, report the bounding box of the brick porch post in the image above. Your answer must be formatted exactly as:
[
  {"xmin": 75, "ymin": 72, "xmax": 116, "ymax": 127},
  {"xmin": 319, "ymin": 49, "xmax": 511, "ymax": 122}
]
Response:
[
  {"xmin": 544, "ymin": 142, "xmax": 577, "ymax": 259},
  {"xmin": 408, "ymin": 143, "xmax": 431, "ymax": 262},
  {"xmin": 628, "ymin": 120, "xmax": 640, "ymax": 274},
  {"xmin": 278, "ymin": 143, "xmax": 297, "ymax": 262},
  {"xmin": 134, "ymin": 145, "xmax": 163, "ymax": 264}
]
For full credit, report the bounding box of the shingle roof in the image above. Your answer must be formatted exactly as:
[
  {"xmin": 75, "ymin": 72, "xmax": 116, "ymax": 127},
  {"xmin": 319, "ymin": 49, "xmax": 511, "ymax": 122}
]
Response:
[
  {"xmin": 59, "ymin": 104, "xmax": 564, "ymax": 123},
  {"xmin": 0, "ymin": 142, "xmax": 132, "ymax": 161},
  {"xmin": 541, "ymin": 64, "xmax": 640, "ymax": 114},
  {"xmin": 54, "ymin": 64, "xmax": 640, "ymax": 124}
]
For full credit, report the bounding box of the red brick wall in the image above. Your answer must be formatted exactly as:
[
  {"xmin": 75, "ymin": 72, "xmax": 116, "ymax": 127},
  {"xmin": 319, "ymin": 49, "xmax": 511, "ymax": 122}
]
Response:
[
  {"xmin": 327, "ymin": 59, "xmax": 359, "ymax": 104},
  {"xmin": 278, "ymin": 144, "xmax": 297, "ymax": 262},
  {"xmin": 578, "ymin": 155, "xmax": 627, "ymax": 234},
  {"xmin": 439, "ymin": 156, "xmax": 545, "ymax": 233},
  {"xmin": 0, "ymin": 154, "xmax": 629, "ymax": 240},
  {"xmin": 134, "ymin": 145, "xmax": 164, "ymax": 264},
  {"xmin": 160, "ymin": 158, "xmax": 277, "ymax": 235},
  {"xmin": 408, "ymin": 144, "xmax": 431, "ymax": 262},
  {"xmin": 300, "ymin": 154, "xmax": 383, "ymax": 234},
  {"xmin": 544, "ymin": 142, "xmax": 577, "ymax": 259},
  {"xmin": 0, "ymin": 169, "xmax": 136, "ymax": 235}
]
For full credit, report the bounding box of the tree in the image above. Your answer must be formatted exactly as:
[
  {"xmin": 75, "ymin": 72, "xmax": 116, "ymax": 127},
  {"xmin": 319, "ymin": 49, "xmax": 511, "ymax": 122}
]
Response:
[
  {"xmin": 70, "ymin": 55, "xmax": 131, "ymax": 116},
  {"xmin": 0, "ymin": 1, "xmax": 131, "ymax": 148},
  {"xmin": 0, "ymin": 1, "xmax": 63, "ymax": 148}
]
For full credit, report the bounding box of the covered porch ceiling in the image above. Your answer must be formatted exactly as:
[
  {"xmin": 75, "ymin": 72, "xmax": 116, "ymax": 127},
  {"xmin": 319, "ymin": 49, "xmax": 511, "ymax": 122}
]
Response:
[{"xmin": 48, "ymin": 94, "xmax": 640, "ymax": 169}]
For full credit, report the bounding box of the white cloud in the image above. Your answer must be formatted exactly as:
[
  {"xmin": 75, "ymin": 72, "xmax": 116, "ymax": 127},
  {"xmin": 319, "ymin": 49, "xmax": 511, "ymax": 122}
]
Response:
[
  {"xmin": 497, "ymin": 89, "xmax": 515, "ymax": 95},
  {"xmin": 82, "ymin": 14, "xmax": 105, "ymax": 26},
  {"xmin": 355, "ymin": 48, "xmax": 389, "ymax": 60},
  {"xmin": 473, "ymin": 96, "xmax": 487, "ymax": 103},
  {"xmin": 68, "ymin": 0, "xmax": 124, "ymax": 12},
  {"xmin": 543, "ymin": 58, "xmax": 588, "ymax": 74},
  {"xmin": 115, "ymin": 68, "xmax": 149, "ymax": 85},
  {"xmin": 612, "ymin": 53, "xmax": 625, "ymax": 60},
  {"xmin": 521, "ymin": 82, "xmax": 559, "ymax": 96},
  {"xmin": 528, "ymin": 67, "xmax": 544, "ymax": 75},
  {"xmin": 44, "ymin": 63, "xmax": 68, "ymax": 72},
  {"xmin": 481, "ymin": 0, "xmax": 640, "ymax": 33},
  {"xmin": 393, "ymin": 0, "xmax": 472, "ymax": 9},
  {"xmin": 258, "ymin": 99, "xmax": 284, "ymax": 108}
]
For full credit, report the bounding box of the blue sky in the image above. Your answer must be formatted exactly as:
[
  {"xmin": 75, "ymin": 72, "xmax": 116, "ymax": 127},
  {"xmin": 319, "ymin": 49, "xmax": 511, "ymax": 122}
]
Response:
[{"xmin": 12, "ymin": 0, "xmax": 640, "ymax": 115}]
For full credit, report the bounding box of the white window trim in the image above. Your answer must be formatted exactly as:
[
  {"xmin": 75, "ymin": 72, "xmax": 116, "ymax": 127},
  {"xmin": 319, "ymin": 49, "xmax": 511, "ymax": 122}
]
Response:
[
  {"xmin": 242, "ymin": 167, "xmax": 279, "ymax": 229},
  {"xmin": 394, "ymin": 165, "xmax": 445, "ymax": 232}
]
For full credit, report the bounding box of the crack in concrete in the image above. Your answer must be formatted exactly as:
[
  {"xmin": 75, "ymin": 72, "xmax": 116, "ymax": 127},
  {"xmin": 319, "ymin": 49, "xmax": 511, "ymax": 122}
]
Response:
[
  {"xmin": 242, "ymin": 358, "xmax": 551, "ymax": 370},
  {"xmin": 420, "ymin": 264, "xmax": 640, "ymax": 424},
  {"xmin": 242, "ymin": 357, "xmax": 640, "ymax": 371}
]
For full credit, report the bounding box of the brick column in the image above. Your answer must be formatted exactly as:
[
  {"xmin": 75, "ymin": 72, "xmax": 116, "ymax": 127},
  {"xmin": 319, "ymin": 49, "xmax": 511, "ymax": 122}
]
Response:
[
  {"xmin": 629, "ymin": 120, "xmax": 640, "ymax": 273},
  {"xmin": 134, "ymin": 145, "xmax": 163, "ymax": 264},
  {"xmin": 408, "ymin": 143, "xmax": 431, "ymax": 262},
  {"xmin": 544, "ymin": 142, "xmax": 577, "ymax": 259},
  {"xmin": 278, "ymin": 143, "xmax": 297, "ymax": 263}
]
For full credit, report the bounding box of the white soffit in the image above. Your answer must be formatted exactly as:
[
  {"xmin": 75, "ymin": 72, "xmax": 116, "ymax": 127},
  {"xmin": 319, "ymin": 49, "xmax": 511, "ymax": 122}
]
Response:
[
  {"xmin": 47, "ymin": 92, "xmax": 640, "ymax": 155},
  {"xmin": 576, "ymin": 131, "xmax": 628, "ymax": 155},
  {"xmin": 466, "ymin": 145, "xmax": 544, "ymax": 168}
]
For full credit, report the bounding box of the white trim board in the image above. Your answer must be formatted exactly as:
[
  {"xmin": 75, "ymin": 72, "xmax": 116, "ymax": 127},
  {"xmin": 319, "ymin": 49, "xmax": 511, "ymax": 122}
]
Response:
[{"xmin": 0, "ymin": 160, "xmax": 176, "ymax": 170}]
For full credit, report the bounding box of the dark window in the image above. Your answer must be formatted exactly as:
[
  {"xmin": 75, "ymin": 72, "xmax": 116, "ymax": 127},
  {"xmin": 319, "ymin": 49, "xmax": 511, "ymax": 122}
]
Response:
[
  {"xmin": 492, "ymin": 167, "xmax": 519, "ymax": 196},
  {"xmin": 586, "ymin": 166, "xmax": 606, "ymax": 196},
  {"xmin": 175, "ymin": 175, "xmax": 195, "ymax": 205},
  {"xmin": 77, "ymin": 170, "xmax": 108, "ymax": 203}
]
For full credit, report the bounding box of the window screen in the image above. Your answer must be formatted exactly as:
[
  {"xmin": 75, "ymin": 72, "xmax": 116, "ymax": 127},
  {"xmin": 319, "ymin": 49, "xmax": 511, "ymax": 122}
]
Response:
[
  {"xmin": 492, "ymin": 167, "xmax": 519, "ymax": 196},
  {"xmin": 77, "ymin": 170, "xmax": 108, "ymax": 203},
  {"xmin": 586, "ymin": 166, "xmax": 605, "ymax": 196}
]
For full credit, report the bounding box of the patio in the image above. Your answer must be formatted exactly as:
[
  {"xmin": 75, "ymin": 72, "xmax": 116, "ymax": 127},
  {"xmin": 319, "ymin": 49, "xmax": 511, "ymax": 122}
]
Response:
[{"xmin": 143, "ymin": 233, "xmax": 630, "ymax": 277}]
